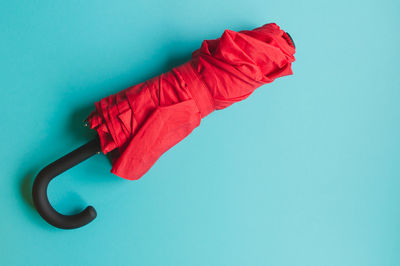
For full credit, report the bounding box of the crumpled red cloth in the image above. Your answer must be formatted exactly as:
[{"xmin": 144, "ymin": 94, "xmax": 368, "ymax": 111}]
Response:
[{"xmin": 87, "ymin": 23, "xmax": 296, "ymax": 180}]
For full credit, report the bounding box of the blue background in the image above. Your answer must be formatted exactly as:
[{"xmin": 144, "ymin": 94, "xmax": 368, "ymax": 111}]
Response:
[{"xmin": 1, "ymin": 0, "xmax": 399, "ymax": 265}]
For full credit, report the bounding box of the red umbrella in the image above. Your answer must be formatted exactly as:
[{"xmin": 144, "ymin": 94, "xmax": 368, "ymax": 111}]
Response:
[
  {"xmin": 32, "ymin": 23, "xmax": 296, "ymax": 229},
  {"xmin": 87, "ymin": 22, "xmax": 295, "ymax": 180}
]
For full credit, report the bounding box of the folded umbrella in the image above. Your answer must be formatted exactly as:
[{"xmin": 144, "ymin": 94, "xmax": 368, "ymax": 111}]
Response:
[
  {"xmin": 88, "ymin": 22, "xmax": 295, "ymax": 180},
  {"xmin": 32, "ymin": 23, "xmax": 296, "ymax": 229}
]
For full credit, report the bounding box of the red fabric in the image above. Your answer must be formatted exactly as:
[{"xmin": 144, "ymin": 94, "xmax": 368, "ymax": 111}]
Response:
[{"xmin": 87, "ymin": 23, "xmax": 296, "ymax": 180}]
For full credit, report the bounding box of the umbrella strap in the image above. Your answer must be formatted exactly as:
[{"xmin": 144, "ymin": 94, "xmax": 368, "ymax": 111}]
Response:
[{"xmin": 175, "ymin": 63, "xmax": 215, "ymax": 118}]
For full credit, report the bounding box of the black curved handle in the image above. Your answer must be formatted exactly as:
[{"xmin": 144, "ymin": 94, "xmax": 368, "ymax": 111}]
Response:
[{"xmin": 32, "ymin": 137, "xmax": 101, "ymax": 229}]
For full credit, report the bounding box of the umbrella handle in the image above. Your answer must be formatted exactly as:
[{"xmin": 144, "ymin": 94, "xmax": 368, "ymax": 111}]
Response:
[{"xmin": 32, "ymin": 137, "xmax": 101, "ymax": 229}]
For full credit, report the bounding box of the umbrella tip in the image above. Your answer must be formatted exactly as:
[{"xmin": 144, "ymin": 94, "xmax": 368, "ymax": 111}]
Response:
[{"xmin": 285, "ymin": 32, "xmax": 295, "ymax": 48}]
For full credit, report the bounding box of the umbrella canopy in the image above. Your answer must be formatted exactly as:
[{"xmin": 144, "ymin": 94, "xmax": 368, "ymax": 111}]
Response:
[{"xmin": 87, "ymin": 23, "xmax": 296, "ymax": 180}]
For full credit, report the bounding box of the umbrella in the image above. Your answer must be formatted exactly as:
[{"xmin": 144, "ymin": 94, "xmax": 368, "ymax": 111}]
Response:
[{"xmin": 32, "ymin": 23, "xmax": 296, "ymax": 229}]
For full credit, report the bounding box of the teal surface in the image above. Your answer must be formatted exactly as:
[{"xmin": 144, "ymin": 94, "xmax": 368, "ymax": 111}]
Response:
[{"xmin": 1, "ymin": 0, "xmax": 399, "ymax": 265}]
